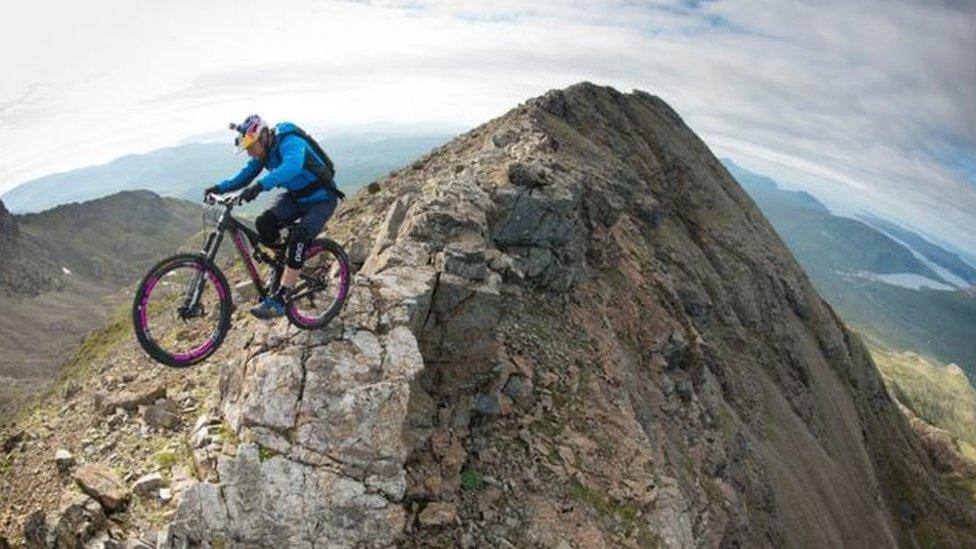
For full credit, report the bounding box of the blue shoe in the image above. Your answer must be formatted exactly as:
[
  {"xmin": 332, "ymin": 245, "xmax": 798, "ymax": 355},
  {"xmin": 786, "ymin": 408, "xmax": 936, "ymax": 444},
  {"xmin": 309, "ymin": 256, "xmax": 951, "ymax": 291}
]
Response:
[{"xmin": 250, "ymin": 296, "xmax": 286, "ymax": 320}]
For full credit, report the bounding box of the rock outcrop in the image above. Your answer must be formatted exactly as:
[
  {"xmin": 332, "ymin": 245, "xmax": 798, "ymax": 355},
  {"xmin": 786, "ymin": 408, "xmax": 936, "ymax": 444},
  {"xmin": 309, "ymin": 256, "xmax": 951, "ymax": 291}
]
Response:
[
  {"xmin": 156, "ymin": 83, "xmax": 976, "ymax": 547},
  {"xmin": 0, "ymin": 200, "xmax": 16, "ymax": 245},
  {"xmin": 73, "ymin": 464, "xmax": 130, "ymax": 512}
]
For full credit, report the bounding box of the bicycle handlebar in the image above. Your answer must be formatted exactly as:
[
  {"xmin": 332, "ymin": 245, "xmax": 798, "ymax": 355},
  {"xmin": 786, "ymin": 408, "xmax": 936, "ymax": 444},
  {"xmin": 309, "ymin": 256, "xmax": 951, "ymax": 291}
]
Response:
[{"xmin": 204, "ymin": 190, "xmax": 246, "ymax": 207}]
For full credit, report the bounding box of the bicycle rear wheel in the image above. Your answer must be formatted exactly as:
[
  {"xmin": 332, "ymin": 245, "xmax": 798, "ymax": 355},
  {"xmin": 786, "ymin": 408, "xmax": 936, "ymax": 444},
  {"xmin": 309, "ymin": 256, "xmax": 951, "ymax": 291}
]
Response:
[
  {"xmin": 132, "ymin": 254, "xmax": 232, "ymax": 367},
  {"xmin": 286, "ymin": 238, "xmax": 350, "ymax": 330}
]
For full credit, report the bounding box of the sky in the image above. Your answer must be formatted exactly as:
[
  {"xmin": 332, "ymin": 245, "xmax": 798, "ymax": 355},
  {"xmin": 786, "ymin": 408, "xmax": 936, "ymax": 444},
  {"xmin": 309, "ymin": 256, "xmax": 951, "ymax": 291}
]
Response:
[{"xmin": 1, "ymin": 0, "xmax": 974, "ymax": 255}]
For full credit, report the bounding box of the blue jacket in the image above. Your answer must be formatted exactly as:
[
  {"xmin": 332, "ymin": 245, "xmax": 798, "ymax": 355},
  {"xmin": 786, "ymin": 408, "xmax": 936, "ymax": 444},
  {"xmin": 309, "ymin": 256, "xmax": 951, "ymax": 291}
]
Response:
[{"xmin": 215, "ymin": 122, "xmax": 336, "ymax": 204}]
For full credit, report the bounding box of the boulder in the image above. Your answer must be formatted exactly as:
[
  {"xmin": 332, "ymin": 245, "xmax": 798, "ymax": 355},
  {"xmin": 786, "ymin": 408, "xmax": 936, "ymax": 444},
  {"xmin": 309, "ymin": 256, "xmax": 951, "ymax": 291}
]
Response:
[
  {"xmin": 502, "ymin": 375, "xmax": 534, "ymax": 407},
  {"xmin": 508, "ymin": 161, "xmax": 552, "ymax": 188},
  {"xmin": 51, "ymin": 491, "xmax": 107, "ymax": 547},
  {"xmin": 132, "ymin": 473, "xmax": 166, "ymax": 498},
  {"xmin": 23, "ymin": 510, "xmax": 49, "ymax": 548},
  {"xmin": 99, "ymin": 385, "xmax": 166, "ymax": 415},
  {"xmin": 23, "ymin": 491, "xmax": 106, "ymax": 549},
  {"xmin": 418, "ymin": 502, "xmax": 457, "ymax": 528},
  {"xmin": 143, "ymin": 399, "xmax": 181, "ymax": 430},
  {"xmin": 2, "ymin": 430, "xmax": 23, "ymax": 453},
  {"xmin": 74, "ymin": 464, "xmax": 131, "ymax": 512},
  {"xmin": 167, "ymin": 446, "xmax": 405, "ymax": 547},
  {"xmin": 54, "ymin": 449, "xmax": 75, "ymax": 473}
]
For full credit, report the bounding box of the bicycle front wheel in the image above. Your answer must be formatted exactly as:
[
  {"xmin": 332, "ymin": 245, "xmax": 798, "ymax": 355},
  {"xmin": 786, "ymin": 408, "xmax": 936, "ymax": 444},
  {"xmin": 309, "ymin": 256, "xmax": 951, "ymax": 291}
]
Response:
[
  {"xmin": 132, "ymin": 253, "xmax": 232, "ymax": 367},
  {"xmin": 286, "ymin": 238, "xmax": 351, "ymax": 330}
]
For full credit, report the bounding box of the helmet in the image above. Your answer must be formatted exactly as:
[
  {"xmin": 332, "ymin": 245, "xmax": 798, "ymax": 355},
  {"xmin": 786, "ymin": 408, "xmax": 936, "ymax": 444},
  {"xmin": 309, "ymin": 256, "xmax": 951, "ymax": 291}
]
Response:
[{"xmin": 229, "ymin": 114, "xmax": 267, "ymax": 151}]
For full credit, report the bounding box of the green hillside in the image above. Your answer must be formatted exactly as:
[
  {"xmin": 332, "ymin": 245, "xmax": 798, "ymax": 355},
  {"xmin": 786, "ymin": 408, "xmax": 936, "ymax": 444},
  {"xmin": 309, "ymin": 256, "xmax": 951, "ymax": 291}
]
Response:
[
  {"xmin": 859, "ymin": 213, "xmax": 976, "ymax": 285},
  {"xmin": 726, "ymin": 161, "xmax": 945, "ymax": 280},
  {"xmin": 724, "ymin": 159, "xmax": 976, "ymax": 374},
  {"xmin": 871, "ymin": 342, "xmax": 976, "ymax": 460}
]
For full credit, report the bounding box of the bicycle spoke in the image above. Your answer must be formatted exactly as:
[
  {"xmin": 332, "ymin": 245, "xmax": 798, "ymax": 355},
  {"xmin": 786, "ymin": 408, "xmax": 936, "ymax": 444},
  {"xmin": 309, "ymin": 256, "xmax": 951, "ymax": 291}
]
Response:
[
  {"xmin": 286, "ymin": 241, "xmax": 349, "ymax": 328},
  {"xmin": 138, "ymin": 261, "xmax": 224, "ymax": 360}
]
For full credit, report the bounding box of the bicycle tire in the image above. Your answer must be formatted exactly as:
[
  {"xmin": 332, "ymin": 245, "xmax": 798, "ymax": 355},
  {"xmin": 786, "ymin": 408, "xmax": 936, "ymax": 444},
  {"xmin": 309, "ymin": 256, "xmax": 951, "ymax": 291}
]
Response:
[
  {"xmin": 132, "ymin": 253, "xmax": 233, "ymax": 367},
  {"xmin": 286, "ymin": 238, "xmax": 351, "ymax": 330}
]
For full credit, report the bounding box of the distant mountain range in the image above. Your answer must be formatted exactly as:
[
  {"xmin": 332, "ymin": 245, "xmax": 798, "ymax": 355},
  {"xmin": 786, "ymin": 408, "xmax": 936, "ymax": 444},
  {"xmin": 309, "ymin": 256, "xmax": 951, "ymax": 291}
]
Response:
[
  {"xmin": 0, "ymin": 130, "xmax": 456, "ymax": 417},
  {"xmin": 0, "ymin": 191, "xmax": 201, "ymax": 416},
  {"xmin": 724, "ymin": 159, "xmax": 976, "ymax": 373},
  {"xmin": 1, "ymin": 131, "xmax": 455, "ymax": 213}
]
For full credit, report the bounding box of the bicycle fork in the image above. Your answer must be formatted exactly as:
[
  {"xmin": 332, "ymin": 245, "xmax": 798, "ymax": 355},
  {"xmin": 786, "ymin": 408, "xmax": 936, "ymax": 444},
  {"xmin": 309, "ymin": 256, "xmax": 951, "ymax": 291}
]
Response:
[{"xmin": 180, "ymin": 230, "xmax": 223, "ymax": 319}]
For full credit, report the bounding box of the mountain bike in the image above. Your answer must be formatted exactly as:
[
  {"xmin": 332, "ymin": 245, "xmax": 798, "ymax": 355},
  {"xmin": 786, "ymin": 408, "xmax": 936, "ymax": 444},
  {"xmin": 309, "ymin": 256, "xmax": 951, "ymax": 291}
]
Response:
[{"xmin": 132, "ymin": 191, "xmax": 350, "ymax": 367}]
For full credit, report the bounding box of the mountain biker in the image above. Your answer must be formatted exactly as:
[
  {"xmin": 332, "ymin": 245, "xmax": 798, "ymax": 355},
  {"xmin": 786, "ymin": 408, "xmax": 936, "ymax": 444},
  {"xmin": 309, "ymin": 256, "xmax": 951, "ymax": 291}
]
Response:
[{"xmin": 204, "ymin": 114, "xmax": 340, "ymax": 320}]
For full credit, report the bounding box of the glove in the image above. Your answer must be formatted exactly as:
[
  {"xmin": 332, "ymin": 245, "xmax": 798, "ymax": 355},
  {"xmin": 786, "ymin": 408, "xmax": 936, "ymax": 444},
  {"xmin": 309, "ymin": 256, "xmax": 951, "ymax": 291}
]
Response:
[
  {"xmin": 241, "ymin": 182, "xmax": 263, "ymax": 203},
  {"xmin": 203, "ymin": 185, "xmax": 220, "ymax": 197}
]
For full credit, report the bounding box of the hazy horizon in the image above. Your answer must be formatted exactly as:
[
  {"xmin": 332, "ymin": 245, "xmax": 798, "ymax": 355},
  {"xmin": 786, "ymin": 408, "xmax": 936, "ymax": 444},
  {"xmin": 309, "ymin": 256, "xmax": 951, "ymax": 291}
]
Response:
[{"xmin": 3, "ymin": 0, "xmax": 973, "ymax": 255}]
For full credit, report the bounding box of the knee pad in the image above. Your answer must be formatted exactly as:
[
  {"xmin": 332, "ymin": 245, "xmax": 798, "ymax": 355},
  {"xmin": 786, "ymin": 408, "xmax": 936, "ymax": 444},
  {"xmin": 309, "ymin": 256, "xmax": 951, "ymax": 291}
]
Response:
[
  {"xmin": 285, "ymin": 226, "xmax": 310, "ymax": 269},
  {"xmin": 255, "ymin": 211, "xmax": 281, "ymax": 246}
]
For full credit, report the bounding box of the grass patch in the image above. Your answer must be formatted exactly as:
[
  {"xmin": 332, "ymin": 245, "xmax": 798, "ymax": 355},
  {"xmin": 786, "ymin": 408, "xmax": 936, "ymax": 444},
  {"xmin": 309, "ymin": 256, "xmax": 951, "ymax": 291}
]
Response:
[
  {"xmin": 718, "ymin": 405, "xmax": 735, "ymax": 435},
  {"xmin": 938, "ymin": 474, "xmax": 976, "ymax": 506},
  {"xmin": 570, "ymin": 480, "xmax": 661, "ymax": 546},
  {"xmin": 11, "ymin": 307, "xmax": 131, "ymax": 426},
  {"xmin": 257, "ymin": 445, "xmax": 277, "ymax": 462},
  {"xmin": 460, "ymin": 468, "xmax": 484, "ymax": 491},
  {"xmin": 536, "ymin": 419, "xmax": 566, "ymax": 439},
  {"xmin": 871, "ymin": 343, "xmax": 976, "ymax": 447},
  {"xmin": 570, "ymin": 480, "xmax": 638, "ymax": 524},
  {"xmin": 219, "ymin": 421, "xmax": 240, "ymax": 446},
  {"xmin": 156, "ymin": 451, "xmax": 179, "ymax": 470},
  {"xmin": 637, "ymin": 528, "xmax": 664, "ymax": 549}
]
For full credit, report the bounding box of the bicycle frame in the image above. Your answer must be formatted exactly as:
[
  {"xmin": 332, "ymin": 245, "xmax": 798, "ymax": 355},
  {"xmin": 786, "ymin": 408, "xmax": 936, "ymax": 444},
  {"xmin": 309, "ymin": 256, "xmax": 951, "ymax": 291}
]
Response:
[{"xmin": 180, "ymin": 205, "xmax": 275, "ymax": 316}]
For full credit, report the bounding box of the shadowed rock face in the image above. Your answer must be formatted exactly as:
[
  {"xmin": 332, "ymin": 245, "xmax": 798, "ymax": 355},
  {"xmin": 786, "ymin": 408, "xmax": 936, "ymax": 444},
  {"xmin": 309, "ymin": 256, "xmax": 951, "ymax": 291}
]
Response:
[
  {"xmin": 0, "ymin": 198, "xmax": 60, "ymax": 296},
  {"xmin": 162, "ymin": 83, "xmax": 976, "ymax": 548},
  {"xmin": 0, "ymin": 200, "xmax": 15, "ymax": 240}
]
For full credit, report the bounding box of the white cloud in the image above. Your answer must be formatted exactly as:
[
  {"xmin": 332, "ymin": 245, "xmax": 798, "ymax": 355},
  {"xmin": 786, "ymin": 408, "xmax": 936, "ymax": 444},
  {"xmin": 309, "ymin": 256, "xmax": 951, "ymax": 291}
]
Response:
[{"xmin": 0, "ymin": 0, "xmax": 973, "ymax": 254}]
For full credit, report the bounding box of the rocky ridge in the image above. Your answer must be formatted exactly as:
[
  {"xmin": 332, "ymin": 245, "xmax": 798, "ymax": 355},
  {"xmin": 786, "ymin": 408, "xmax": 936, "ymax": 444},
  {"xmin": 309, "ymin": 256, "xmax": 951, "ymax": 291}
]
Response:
[
  {"xmin": 3, "ymin": 83, "xmax": 975, "ymax": 547},
  {"xmin": 0, "ymin": 198, "xmax": 61, "ymax": 297},
  {"xmin": 162, "ymin": 83, "xmax": 976, "ymax": 546}
]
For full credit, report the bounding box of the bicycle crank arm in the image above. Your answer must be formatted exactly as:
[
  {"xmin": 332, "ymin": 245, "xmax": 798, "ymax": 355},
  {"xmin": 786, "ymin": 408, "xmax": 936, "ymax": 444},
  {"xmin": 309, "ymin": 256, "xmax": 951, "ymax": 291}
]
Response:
[{"xmin": 288, "ymin": 283, "xmax": 326, "ymax": 303}]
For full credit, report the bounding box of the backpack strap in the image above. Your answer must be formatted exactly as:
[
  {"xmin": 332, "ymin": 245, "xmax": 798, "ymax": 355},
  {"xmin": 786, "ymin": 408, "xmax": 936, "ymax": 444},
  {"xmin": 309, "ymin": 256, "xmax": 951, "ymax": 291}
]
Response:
[
  {"xmin": 277, "ymin": 127, "xmax": 346, "ymax": 200},
  {"xmin": 291, "ymin": 179, "xmax": 332, "ymax": 200}
]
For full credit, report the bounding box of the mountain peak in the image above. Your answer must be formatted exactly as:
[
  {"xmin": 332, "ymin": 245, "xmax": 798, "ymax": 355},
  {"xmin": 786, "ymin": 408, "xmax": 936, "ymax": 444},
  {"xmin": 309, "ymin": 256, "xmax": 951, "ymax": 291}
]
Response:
[
  {"xmin": 6, "ymin": 83, "xmax": 974, "ymax": 547},
  {"xmin": 159, "ymin": 82, "xmax": 972, "ymax": 545}
]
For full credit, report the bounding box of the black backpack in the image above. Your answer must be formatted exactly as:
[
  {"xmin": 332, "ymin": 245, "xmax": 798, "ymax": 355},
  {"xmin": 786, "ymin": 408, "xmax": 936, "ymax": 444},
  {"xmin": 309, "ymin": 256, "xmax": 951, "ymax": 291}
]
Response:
[{"xmin": 277, "ymin": 126, "xmax": 346, "ymax": 200}]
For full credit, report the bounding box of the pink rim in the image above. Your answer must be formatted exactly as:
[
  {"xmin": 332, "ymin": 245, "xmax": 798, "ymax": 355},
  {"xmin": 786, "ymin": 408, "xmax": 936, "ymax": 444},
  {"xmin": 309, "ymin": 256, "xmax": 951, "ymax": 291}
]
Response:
[
  {"xmin": 138, "ymin": 261, "xmax": 225, "ymax": 363},
  {"xmin": 289, "ymin": 245, "xmax": 349, "ymax": 326}
]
